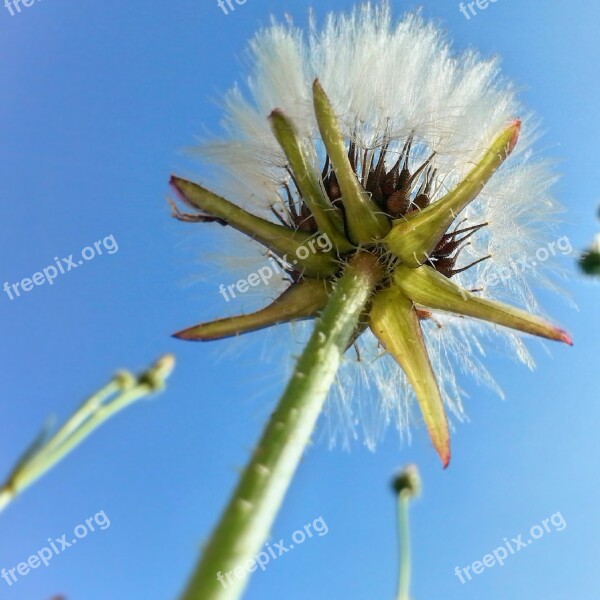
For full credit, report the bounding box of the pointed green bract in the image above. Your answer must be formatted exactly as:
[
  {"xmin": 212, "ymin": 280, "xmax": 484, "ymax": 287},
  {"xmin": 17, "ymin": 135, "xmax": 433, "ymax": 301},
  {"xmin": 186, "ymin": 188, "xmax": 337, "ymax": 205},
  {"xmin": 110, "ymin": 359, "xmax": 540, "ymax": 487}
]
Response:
[
  {"xmin": 312, "ymin": 79, "xmax": 391, "ymax": 245},
  {"xmin": 173, "ymin": 279, "xmax": 331, "ymax": 341},
  {"xmin": 393, "ymin": 264, "xmax": 573, "ymax": 345},
  {"xmin": 385, "ymin": 121, "xmax": 521, "ymax": 267},
  {"xmin": 170, "ymin": 176, "xmax": 338, "ymax": 278},
  {"xmin": 269, "ymin": 109, "xmax": 352, "ymax": 252},
  {"xmin": 369, "ymin": 288, "xmax": 450, "ymax": 467}
]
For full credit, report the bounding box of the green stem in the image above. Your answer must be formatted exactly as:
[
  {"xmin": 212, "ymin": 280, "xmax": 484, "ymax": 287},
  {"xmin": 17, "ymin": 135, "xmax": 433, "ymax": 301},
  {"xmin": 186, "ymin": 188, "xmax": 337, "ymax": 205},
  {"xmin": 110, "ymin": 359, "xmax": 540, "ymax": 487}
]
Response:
[
  {"xmin": 41, "ymin": 378, "xmax": 130, "ymax": 455},
  {"xmin": 180, "ymin": 252, "xmax": 383, "ymax": 600},
  {"xmin": 20, "ymin": 385, "xmax": 155, "ymax": 491},
  {"xmin": 396, "ymin": 492, "xmax": 412, "ymax": 600},
  {"xmin": 0, "ymin": 355, "xmax": 175, "ymax": 515}
]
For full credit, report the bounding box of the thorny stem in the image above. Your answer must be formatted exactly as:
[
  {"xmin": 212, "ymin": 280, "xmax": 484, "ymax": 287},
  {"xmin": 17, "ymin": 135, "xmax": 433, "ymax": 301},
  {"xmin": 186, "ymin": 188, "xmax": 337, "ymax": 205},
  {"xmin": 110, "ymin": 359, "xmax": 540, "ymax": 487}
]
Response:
[{"xmin": 180, "ymin": 252, "xmax": 384, "ymax": 600}]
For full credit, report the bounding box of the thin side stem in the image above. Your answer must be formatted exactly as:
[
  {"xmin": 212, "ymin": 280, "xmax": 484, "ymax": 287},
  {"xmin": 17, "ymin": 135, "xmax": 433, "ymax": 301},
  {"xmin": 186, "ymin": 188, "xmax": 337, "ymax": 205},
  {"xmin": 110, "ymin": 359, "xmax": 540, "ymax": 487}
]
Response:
[
  {"xmin": 180, "ymin": 252, "xmax": 383, "ymax": 600},
  {"xmin": 0, "ymin": 355, "xmax": 175, "ymax": 515},
  {"xmin": 396, "ymin": 492, "xmax": 412, "ymax": 600}
]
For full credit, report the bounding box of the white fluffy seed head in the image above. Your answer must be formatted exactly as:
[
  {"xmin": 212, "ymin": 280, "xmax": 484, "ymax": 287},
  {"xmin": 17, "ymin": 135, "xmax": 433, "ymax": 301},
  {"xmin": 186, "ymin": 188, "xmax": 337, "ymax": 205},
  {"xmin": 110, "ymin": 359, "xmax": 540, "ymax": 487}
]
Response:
[{"xmin": 189, "ymin": 2, "xmax": 568, "ymax": 450}]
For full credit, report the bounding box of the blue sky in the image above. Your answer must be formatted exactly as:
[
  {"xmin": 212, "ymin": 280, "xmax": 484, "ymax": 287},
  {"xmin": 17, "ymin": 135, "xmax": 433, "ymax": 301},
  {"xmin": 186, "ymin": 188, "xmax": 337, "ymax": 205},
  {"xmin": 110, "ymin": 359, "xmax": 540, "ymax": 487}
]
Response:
[{"xmin": 0, "ymin": 1, "xmax": 598, "ymax": 599}]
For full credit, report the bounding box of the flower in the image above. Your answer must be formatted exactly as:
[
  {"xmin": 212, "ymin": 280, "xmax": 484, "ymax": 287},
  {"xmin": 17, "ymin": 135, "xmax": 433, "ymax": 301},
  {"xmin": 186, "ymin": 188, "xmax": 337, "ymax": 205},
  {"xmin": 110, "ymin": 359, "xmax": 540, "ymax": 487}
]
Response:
[{"xmin": 169, "ymin": 3, "xmax": 571, "ymax": 466}]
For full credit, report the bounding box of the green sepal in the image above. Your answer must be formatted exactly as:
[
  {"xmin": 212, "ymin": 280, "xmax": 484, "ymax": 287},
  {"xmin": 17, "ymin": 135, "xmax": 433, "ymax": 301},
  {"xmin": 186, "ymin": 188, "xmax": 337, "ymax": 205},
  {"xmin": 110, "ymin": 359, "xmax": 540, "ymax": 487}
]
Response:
[
  {"xmin": 312, "ymin": 80, "xmax": 391, "ymax": 245},
  {"xmin": 369, "ymin": 287, "xmax": 450, "ymax": 467},
  {"xmin": 385, "ymin": 121, "xmax": 521, "ymax": 267},
  {"xmin": 170, "ymin": 176, "xmax": 338, "ymax": 279},
  {"xmin": 269, "ymin": 109, "xmax": 353, "ymax": 252},
  {"xmin": 173, "ymin": 279, "xmax": 331, "ymax": 341},
  {"xmin": 393, "ymin": 264, "xmax": 573, "ymax": 345}
]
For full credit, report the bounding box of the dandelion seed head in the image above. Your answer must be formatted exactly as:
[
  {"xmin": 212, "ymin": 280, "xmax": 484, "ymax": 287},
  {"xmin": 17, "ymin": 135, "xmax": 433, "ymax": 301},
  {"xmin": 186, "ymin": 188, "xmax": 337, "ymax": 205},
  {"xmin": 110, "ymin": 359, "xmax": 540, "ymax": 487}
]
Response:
[{"xmin": 180, "ymin": 2, "xmax": 569, "ymax": 452}]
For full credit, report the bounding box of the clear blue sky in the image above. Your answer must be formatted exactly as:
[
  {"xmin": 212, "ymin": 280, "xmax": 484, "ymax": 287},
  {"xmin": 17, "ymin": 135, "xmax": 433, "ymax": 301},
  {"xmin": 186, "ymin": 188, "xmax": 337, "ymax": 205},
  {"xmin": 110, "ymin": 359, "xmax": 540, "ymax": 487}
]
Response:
[{"xmin": 0, "ymin": 1, "xmax": 598, "ymax": 599}]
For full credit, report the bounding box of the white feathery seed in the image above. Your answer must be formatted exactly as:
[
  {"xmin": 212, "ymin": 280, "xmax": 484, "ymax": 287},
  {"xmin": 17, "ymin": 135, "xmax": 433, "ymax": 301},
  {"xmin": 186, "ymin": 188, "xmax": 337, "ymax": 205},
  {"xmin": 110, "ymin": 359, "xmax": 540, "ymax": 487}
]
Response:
[{"xmin": 188, "ymin": 3, "xmax": 568, "ymax": 450}]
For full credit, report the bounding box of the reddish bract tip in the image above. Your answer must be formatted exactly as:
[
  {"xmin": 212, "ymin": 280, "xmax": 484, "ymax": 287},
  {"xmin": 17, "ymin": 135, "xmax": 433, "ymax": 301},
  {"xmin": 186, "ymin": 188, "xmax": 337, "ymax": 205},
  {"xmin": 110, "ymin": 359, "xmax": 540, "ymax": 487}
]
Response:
[
  {"xmin": 172, "ymin": 329, "xmax": 203, "ymax": 342},
  {"xmin": 169, "ymin": 175, "xmax": 198, "ymax": 210},
  {"xmin": 169, "ymin": 175, "xmax": 189, "ymax": 197},
  {"xmin": 268, "ymin": 108, "xmax": 285, "ymax": 120},
  {"xmin": 507, "ymin": 119, "xmax": 522, "ymax": 154},
  {"xmin": 558, "ymin": 330, "xmax": 574, "ymax": 346},
  {"xmin": 436, "ymin": 443, "xmax": 451, "ymax": 469},
  {"xmin": 441, "ymin": 451, "xmax": 451, "ymax": 470},
  {"xmin": 169, "ymin": 175, "xmax": 184, "ymax": 198}
]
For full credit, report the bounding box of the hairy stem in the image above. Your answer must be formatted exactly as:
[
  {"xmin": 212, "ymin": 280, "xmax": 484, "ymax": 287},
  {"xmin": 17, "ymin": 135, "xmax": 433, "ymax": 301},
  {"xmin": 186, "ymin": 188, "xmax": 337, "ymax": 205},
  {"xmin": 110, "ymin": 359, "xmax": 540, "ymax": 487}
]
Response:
[{"xmin": 180, "ymin": 252, "xmax": 383, "ymax": 600}]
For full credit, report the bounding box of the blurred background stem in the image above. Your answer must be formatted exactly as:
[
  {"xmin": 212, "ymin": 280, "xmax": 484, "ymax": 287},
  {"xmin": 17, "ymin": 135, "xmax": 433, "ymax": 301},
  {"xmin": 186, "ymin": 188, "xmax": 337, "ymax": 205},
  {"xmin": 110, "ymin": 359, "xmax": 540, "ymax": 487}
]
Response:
[
  {"xmin": 392, "ymin": 466, "xmax": 420, "ymax": 600},
  {"xmin": 0, "ymin": 355, "xmax": 175, "ymax": 515},
  {"xmin": 396, "ymin": 491, "xmax": 412, "ymax": 600}
]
